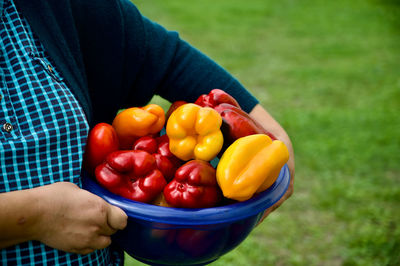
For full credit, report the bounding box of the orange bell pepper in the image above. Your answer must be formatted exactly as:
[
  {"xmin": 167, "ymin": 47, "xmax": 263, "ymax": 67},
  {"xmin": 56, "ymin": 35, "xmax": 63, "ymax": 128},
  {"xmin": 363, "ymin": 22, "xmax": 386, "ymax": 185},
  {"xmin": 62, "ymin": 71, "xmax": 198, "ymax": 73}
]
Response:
[
  {"xmin": 166, "ymin": 103, "xmax": 223, "ymax": 161},
  {"xmin": 112, "ymin": 104, "xmax": 165, "ymax": 149},
  {"xmin": 216, "ymin": 134, "xmax": 289, "ymax": 201}
]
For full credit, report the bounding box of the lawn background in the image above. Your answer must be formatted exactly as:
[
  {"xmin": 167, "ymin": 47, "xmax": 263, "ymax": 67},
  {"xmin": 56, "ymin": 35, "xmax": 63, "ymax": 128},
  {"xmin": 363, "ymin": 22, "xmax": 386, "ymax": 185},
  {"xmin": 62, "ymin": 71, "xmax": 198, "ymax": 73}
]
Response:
[{"xmin": 125, "ymin": 0, "xmax": 400, "ymax": 265}]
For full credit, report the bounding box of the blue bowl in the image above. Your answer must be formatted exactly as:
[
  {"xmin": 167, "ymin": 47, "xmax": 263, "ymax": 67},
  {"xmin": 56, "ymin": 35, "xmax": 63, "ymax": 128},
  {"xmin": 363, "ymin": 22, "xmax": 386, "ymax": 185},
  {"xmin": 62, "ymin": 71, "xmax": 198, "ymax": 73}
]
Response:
[{"xmin": 82, "ymin": 164, "xmax": 290, "ymax": 266}]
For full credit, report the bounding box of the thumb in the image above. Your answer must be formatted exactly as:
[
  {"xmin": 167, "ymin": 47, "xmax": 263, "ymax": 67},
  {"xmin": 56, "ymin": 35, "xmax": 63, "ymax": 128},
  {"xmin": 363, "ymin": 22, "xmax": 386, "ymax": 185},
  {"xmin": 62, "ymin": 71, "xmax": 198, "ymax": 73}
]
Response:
[{"xmin": 107, "ymin": 205, "xmax": 128, "ymax": 230}]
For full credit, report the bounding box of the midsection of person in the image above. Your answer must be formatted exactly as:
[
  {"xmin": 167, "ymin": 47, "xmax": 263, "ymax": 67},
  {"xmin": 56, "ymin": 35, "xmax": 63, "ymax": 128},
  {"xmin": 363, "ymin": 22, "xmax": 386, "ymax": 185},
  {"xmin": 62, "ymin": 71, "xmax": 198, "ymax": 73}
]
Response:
[{"xmin": 0, "ymin": 0, "xmax": 120, "ymax": 264}]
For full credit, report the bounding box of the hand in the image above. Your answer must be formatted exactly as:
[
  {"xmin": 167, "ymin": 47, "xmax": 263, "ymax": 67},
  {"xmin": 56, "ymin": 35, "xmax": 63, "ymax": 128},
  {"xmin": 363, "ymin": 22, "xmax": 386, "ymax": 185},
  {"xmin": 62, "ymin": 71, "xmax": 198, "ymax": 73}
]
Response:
[
  {"xmin": 260, "ymin": 163, "xmax": 294, "ymax": 222},
  {"xmin": 33, "ymin": 182, "xmax": 127, "ymax": 254}
]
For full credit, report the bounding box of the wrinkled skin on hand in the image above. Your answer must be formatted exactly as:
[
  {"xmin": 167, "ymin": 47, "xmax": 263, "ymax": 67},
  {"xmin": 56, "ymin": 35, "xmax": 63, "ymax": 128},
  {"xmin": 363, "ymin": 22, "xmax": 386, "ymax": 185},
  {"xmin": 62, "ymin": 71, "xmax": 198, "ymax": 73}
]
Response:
[{"xmin": 34, "ymin": 182, "xmax": 127, "ymax": 254}]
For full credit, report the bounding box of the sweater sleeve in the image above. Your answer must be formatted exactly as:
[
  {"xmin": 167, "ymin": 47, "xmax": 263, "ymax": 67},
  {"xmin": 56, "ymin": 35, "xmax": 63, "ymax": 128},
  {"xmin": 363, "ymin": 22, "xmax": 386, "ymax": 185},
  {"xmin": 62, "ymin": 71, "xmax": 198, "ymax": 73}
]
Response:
[{"xmin": 120, "ymin": 0, "xmax": 259, "ymax": 113}]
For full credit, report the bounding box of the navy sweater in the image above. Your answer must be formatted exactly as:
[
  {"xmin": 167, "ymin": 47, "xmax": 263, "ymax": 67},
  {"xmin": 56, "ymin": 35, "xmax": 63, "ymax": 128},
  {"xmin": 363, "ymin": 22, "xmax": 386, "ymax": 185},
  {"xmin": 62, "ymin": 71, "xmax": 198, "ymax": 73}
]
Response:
[{"xmin": 15, "ymin": 0, "xmax": 258, "ymax": 126}]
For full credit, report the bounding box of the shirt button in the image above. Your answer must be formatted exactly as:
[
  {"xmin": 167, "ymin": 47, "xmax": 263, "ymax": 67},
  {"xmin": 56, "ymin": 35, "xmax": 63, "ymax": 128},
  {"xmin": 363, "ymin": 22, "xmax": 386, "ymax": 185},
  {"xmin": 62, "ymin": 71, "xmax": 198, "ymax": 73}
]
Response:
[
  {"xmin": 47, "ymin": 64, "xmax": 54, "ymax": 74},
  {"xmin": 3, "ymin": 122, "xmax": 13, "ymax": 133}
]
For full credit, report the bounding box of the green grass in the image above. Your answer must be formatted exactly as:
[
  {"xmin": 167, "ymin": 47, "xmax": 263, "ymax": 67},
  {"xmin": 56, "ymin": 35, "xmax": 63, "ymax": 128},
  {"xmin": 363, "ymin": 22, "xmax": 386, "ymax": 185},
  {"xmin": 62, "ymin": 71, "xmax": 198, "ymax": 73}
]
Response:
[{"xmin": 125, "ymin": 0, "xmax": 400, "ymax": 265}]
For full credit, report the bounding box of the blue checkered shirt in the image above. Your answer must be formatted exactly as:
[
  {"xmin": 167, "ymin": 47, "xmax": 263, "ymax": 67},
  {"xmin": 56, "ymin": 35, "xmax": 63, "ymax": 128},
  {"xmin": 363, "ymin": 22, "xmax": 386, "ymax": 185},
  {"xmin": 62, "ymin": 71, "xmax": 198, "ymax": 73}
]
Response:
[{"xmin": 0, "ymin": 0, "xmax": 121, "ymax": 264}]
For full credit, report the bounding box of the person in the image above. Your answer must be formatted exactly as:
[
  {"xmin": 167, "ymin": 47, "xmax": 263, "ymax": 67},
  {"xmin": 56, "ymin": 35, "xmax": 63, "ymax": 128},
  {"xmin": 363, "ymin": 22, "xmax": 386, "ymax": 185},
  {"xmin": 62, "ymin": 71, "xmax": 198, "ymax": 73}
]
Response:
[{"xmin": 0, "ymin": 0, "xmax": 295, "ymax": 265}]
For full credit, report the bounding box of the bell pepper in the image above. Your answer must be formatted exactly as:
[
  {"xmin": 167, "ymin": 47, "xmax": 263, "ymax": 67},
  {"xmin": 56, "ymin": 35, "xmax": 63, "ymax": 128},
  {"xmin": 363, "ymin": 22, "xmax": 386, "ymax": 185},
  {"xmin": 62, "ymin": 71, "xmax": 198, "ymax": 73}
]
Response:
[
  {"xmin": 194, "ymin": 88, "xmax": 240, "ymax": 109},
  {"xmin": 112, "ymin": 104, "xmax": 165, "ymax": 149},
  {"xmin": 164, "ymin": 160, "xmax": 221, "ymax": 208},
  {"xmin": 216, "ymin": 134, "xmax": 289, "ymax": 201},
  {"xmin": 151, "ymin": 193, "xmax": 172, "ymax": 207},
  {"xmin": 195, "ymin": 89, "xmax": 276, "ymax": 147},
  {"xmin": 132, "ymin": 134, "xmax": 182, "ymax": 182},
  {"xmin": 95, "ymin": 150, "xmax": 167, "ymax": 203},
  {"xmin": 166, "ymin": 103, "xmax": 224, "ymax": 161},
  {"xmin": 215, "ymin": 103, "xmax": 277, "ymax": 142},
  {"xmin": 83, "ymin": 123, "xmax": 119, "ymax": 175}
]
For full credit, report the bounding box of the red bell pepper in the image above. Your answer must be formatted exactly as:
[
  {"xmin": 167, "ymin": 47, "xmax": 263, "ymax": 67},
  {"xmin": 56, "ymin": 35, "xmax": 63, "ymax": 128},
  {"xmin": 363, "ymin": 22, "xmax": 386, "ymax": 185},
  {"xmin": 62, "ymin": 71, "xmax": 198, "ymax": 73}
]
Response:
[
  {"xmin": 163, "ymin": 160, "xmax": 221, "ymax": 208},
  {"xmin": 132, "ymin": 134, "xmax": 182, "ymax": 182},
  {"xmin": 215, "ymin": 103, "xmax": 277, "ymax": 142},
  {"xmin": 195, "ymin": 89, "xmax": 276, "ymax": 148},
  {"xmin": 194, "ymin": 88, "xmax": 240, "ymax": 109},
  {"xmin": 176, "ymin": 228, "xmax": 222, "ymax": 257},
  {"xmin": 95, "ymin": 150, "xmax": 167, "ymax": 203},
  {"xmin": 83, "ymin": 123, "xmax": 119, "ymax": 175}
]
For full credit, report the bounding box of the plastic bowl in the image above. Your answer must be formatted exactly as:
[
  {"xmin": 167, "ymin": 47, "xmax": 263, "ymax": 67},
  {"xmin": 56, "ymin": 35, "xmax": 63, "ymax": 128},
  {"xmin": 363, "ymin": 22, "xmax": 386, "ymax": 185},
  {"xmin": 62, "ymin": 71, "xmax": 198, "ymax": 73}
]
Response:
[{"xmin": 82, "ymin": 164, "xmax": 290, "ymax": 266}]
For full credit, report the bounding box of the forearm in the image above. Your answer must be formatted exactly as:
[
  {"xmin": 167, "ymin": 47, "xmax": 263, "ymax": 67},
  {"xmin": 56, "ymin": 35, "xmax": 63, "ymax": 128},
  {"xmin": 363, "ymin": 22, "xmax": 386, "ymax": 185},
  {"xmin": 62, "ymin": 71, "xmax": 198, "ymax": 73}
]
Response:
[{"xmin": 0, "ymin": 188, "xmax": 42, "ymax": 249}]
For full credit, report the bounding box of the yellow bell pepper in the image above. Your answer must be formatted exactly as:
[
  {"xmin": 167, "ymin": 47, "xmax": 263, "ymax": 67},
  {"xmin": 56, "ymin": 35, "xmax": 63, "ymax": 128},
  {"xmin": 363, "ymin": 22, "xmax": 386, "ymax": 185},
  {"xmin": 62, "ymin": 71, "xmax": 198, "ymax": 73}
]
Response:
[
  {"xmin": 166, "ymin": 103, "xmax": 223, "ymax": 161},
  {"xmin": 216, "ymin": 134, "xmax": 289, "ymax": 201},
  {"xmin": 112, "ymin": 104, "xmax": 165, "ymax": 149}
]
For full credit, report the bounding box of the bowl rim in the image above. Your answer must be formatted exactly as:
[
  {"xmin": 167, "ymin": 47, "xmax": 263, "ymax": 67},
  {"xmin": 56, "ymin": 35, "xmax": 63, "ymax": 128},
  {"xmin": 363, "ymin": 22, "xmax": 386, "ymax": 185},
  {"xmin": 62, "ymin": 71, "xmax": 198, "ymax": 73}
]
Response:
[{"xmin": 82, "ymin": 164, "xmax": 290, "ymax": 226}]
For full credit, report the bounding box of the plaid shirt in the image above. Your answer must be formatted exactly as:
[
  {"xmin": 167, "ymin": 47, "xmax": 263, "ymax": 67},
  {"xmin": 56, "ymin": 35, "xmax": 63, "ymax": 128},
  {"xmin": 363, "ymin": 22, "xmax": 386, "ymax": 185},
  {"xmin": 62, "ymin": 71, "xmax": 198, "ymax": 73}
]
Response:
[{"xmin": 0, "ymin": 0, "xmax": 121, "ymax": 264}]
